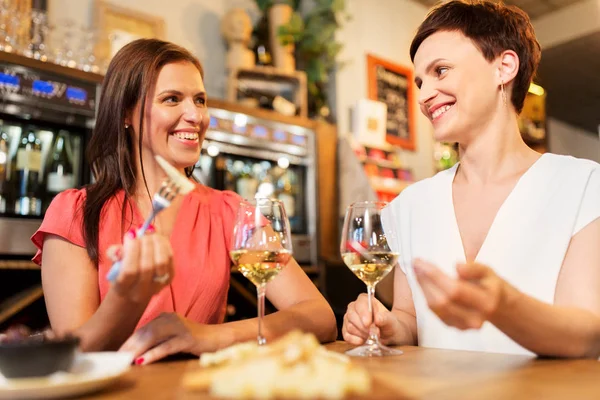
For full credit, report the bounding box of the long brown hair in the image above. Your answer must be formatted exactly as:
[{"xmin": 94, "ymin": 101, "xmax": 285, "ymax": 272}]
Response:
[{"xmin": 84, "ymin": 38, "xmax": 204, "ymax": 267}]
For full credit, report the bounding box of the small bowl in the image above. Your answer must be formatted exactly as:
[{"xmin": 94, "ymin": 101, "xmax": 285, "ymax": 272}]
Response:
[{"xmin": 0, "ymin": 336, "xmax": 80, "ymax": 378}]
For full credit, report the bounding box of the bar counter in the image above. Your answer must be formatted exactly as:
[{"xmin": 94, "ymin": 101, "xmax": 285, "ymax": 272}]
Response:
[{"xmin": 80, "ymin": 341, "xmax": 600, "ymax": 399}]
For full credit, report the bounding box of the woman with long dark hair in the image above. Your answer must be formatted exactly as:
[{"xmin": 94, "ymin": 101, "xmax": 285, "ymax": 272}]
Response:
[{"xmin": 32, "ymin": 38, "xmax": 336, "ymax": 364}]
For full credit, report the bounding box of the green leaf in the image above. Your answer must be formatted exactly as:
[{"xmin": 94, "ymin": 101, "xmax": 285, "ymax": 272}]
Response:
[
  {"xmin": 308, "ymin": 82, "xmax": 319, "ymax": 97},
  {"xmin": 255, "ymin": 0, "xmax": 272, "ymax": 12},
  {"xmin": 288, "ymin": 12, "xmax": 304, "ymax": 32},
  {"xmin": 331, "ymin": 0, "xmax": 345, "ymax": 13},
  {"xmin": 306, "ymin": 60, "xmax": 321, "ymax": 85},
  {"xmin": 273, "ymin": 0, "xmax": 295, "ymax": 6},
  {"xmin": 326, "ymin": 41, "xmax": 343, "ymax": 58}
]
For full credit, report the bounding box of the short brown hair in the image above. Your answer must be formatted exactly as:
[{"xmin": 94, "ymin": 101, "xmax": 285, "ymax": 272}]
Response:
[{"xmin": 409, "ymin": 0, "xmax": 541, "ymax": 113}]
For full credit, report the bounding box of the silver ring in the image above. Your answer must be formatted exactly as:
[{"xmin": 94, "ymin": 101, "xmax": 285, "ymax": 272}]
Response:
[{"xmin": 153, "ymin": 273, "xmax": 170, "ymax": 284}]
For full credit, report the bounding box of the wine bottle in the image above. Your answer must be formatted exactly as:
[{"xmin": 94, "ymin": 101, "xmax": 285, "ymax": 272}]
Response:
[
  {"xmin": 237, "ymin": 84, "xmax": 296, "ymax": 116},
  {"xmin": 45, "ymin": 131, "xmax": 74, "ymax": 208},
  {"xmin": 0, "ymin": 131, "xmax": 8, "ymax": 212},
  {"xmin": 252, "ymin": 16, "xmax": 272, "ymax": 66},
  {"xmin": 277, "ymin": 171, "xmax": 296, "ymax": 218},
  {"xmin": 235, "ymin": 164, "xmax": 259, "ymax": 201},
  {"xmin": 13, "ymin": 130, "xmax": 42, "ymax": 216}
]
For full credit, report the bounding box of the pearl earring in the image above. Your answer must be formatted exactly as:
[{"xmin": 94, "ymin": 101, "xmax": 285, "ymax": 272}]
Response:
[{"xmin": 124, "ymin": 123, "xmax": 129, "ymax": 129}]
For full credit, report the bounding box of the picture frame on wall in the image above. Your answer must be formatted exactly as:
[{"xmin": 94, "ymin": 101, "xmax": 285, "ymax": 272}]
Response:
[
  {"xmin": 367, "ymin": 54, "xmax": 416, "ymax": 151},
  {"xmin": 94, "ymin": 0, "xmax": 165, "ymax": 67}
]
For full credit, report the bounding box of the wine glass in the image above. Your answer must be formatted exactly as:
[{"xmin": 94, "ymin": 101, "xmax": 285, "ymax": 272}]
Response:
[
  {"xmin": 340, "ymin": 201, "xmax": 403, "ymax": 357},
  {"xmin": 230, "ymin": 198, "xmax": 293, "ymax": 345}
]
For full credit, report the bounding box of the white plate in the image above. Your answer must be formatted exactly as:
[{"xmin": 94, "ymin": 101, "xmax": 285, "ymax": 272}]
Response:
[{"xmin": 0, "ymin": 352, "xmax": 133, "ymax": 400}]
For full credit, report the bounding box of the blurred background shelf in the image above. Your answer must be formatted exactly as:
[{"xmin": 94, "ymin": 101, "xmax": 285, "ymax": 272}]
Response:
[
  {"xmin": 0, "ymin": 260, "xmax": 40, "ymax": 270},
  {"xmin": 358, "ymin": 155, "xmax": 403, "ymax": 170},
  {"xmin": 369, "ymin": 176, "xmax": 411, "ymax": 195},
  {"xmin": 0, "ymin": 285, "xmax": 43, "ymax": 325}
]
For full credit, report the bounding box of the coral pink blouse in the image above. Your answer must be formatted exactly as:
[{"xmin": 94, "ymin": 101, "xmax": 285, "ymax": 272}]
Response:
[{"xmin": 31, "ymin": 184, "xmax": 242, "ymax": 329}]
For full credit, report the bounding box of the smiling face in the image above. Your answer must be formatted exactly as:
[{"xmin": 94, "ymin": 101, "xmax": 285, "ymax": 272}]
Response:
[
  {"xmin": 129, "ymin": 61, "xmax": 208, "ymax": 173},
  {"xmin": 413, "ymin": 30, "xmax": 501, "ymax": 143}
]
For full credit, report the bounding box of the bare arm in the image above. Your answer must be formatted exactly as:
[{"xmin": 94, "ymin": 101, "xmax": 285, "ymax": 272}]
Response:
[
  {"xmin": 120, "ymin": 258, "xmax": 338, "ymax": 364},
  {"xmin": 342, "ymin": 266, "xmax": 417, "ymax": 346},
  {"xmin": 389, "ymin": 267, "xmax": 418, "ymax": 345},
  {"xmin": 216, "ymin": 258, "xmax": 337, "ymax": 348},
  {"xmin": 414, "ymin": 218, "xmax": 600, "ymax": 358},
  {"xmin": 490, "ymin": 218, "xmax": 600, "ymax": 358},
  {"xmin": 42, "ymin": 233, "xmax": 171, "ymax": 351}
]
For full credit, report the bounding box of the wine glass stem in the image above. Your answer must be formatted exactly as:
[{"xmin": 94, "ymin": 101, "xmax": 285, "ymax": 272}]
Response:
[
  {"xmin": 366, "ymin": 284, "xmax": 380, "ymax": 345},
  {"xmin": 257, "ymin": 283, "xmax": 267, "ymax": 345}
]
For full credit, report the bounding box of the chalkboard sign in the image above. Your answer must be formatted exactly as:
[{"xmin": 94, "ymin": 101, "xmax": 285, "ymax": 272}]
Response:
[{"xmin": 367, "ymin": 54, "xmax": 415, "ymax": 151}]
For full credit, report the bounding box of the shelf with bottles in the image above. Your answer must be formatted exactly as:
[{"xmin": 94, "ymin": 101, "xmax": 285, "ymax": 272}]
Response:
[
  {"xmin": 0, "ymin": 120, "xmax": 80, "ymax": 217},
  {"xmin": 369, "ymin": 176, "xmax": 411, "ymax": 195},
  {"xmin": 215, "ymin": 154, "xmax": 306, "ymax": 234},
  {"xmin": 350, "ymin": 140, "xmax": 413, "ymax": 201}
]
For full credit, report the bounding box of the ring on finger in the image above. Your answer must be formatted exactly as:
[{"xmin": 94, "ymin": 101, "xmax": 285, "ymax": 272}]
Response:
[{"xmin": 153, "ymin": 272, "xmax": 170, "ymax": 284}]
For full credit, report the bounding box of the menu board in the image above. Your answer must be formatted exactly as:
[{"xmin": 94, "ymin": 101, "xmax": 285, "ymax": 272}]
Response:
[{"xmin": 367, "ymin": 54, "xmax": 415, "ymax": 151}]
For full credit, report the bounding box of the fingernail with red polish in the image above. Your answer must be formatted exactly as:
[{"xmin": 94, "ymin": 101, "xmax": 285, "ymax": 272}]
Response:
[
  {"xmin": 146, "ymin": 224, "xmax": 155, "ymax": 234},
  {"xmin": 125, "ymin": 229, "xmax": 136, "ymax": 240},
  {"xmin": 135, "ymin": 357, "xmax": 144, "ymax": 365},
  {"xmin": 115, "ymin": 248, "xmax": 123, "ymax": 259}
]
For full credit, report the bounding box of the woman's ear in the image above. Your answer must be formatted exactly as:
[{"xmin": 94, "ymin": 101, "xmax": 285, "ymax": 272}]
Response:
[
  {"xmin": 124, "ymin": 111, "xmax": 132, "ymax": 129},
  {"xmin": 497, "ymin": 50, "xmax": 519, "ymax": 87}
]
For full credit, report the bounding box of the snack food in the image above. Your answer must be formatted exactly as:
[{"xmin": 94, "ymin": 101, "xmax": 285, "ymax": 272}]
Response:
[{"xmin": 183, "ymin": 331, "xmax": 371, "ymax": 399}]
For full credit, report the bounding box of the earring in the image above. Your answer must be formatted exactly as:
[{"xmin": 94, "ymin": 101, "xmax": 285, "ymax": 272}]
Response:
[
  {"xmin": 500, "ymin": 81, "xmax": 507, "ymax": 107},
  {"xmin": 124, "ymin": 123, "xmax": 129, "ymax": 129}
]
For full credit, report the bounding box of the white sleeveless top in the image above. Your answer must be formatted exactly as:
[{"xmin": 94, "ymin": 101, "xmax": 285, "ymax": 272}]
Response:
[{"xmin": 382, "ymin": 153, "xmax": 600, "ymax": 355}]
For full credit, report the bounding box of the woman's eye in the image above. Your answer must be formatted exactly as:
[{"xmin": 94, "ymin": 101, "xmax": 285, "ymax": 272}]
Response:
[
  {"xmin": 163, "ymin": 96, "xmax": 179, "ymax": 104},
  {"xmin": 436, "ymin": 67, "xmax": 449, "ymax": 76},
  {"xmin": 195, "ymin": 97, "xmax": 206, "ymax": 105}
]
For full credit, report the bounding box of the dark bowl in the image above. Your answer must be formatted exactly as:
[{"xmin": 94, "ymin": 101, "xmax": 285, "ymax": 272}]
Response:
[{"xmin": 0, "ymin": 335, "xmax": 80, "ymax": 378}]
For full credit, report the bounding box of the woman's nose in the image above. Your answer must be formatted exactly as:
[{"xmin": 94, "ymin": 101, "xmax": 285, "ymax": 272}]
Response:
[
  {"xmin": 182, "ymin": 100, "xmax": 204, "ymax": 123},
  {"xmin": 418, "ymin": 80, "xmax": 438, "ymax": 108}
]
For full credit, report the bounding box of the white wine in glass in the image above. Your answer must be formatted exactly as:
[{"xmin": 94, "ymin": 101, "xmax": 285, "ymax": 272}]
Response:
[
  {"xmin": 230, "ymin": 249, "xmax": 292, "ymax": 286},
  {"xmin": 341, "ymin": 201, "xmax": 403, "ymax": 357},
  {"xmin": 230, "ymin": 198, "xmax": 293, "ymax": 345}
]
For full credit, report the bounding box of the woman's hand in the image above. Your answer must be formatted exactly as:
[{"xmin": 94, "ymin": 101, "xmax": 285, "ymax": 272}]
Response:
[
  {"xmin": 413, "ymin": 258, "xmax": 506, "ymax": 330},
  {"xmin": 107, "ymin": 227, "xmax": 174, "ymax": 304},
  {"xmin": 119, "ymin": 312, "xmax": 215, "ymax": 365},
  {"xmin": 342, "ymin": 293, "xmax": 402, "ymax": 345}
]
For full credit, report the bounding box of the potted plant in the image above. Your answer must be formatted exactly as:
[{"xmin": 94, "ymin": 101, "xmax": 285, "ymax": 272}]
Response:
[{"xmin": 253, "ymin": 0, "xmax": 349, "ymax": 119}]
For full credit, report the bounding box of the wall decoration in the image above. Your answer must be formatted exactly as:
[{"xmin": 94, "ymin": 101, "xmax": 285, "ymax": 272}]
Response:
[
  {"xmin": 367, "ymin": 54, "xmax": 416, "ymax": 151},
  {"xmin": 94, "ymin": 0, "xmax": 165, "ymax": 68}
]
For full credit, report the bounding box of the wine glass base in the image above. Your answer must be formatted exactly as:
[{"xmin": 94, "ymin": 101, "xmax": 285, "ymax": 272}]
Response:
[{"xmin": 345, "ymin": 343, "xmax": 403, "ymax": 357}]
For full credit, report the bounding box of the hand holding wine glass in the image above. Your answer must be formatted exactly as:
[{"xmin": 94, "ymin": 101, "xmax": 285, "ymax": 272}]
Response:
[
  {"xmin": 340, "ymin": 201, "xmax": 402, "ymax": 357},
  {"xmin": 230, "ymin": 198, "xmax": 292, "ymax": 345}
]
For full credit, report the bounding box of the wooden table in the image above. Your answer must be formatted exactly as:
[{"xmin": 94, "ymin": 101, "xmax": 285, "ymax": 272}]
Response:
[{"xmin": 84, "ymin": 342, "xmax": 600, "ymax": 399}]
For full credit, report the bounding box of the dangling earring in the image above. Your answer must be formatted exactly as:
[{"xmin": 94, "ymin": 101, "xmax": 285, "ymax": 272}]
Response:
[{"xmin": 500, "ymin": 81, "xmax": 507, "ymax": 107}]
